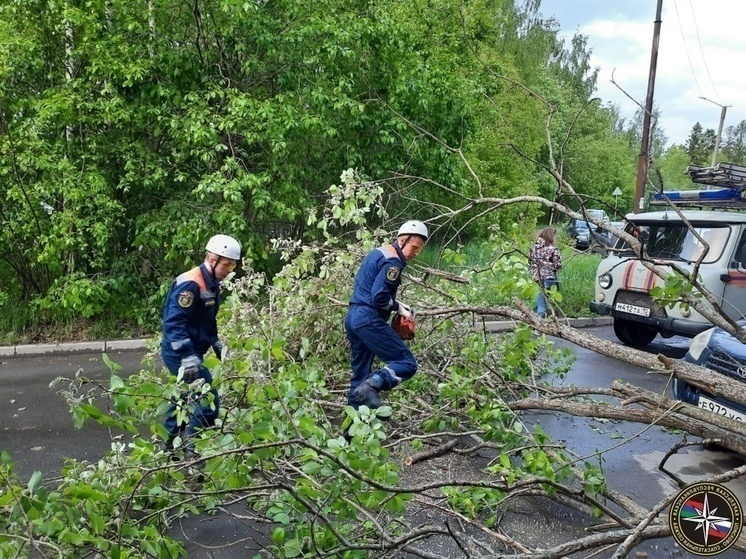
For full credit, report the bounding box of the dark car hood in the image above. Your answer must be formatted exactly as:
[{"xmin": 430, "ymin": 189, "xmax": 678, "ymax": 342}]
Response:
[{"xmin": 708, "ymin": 322, "xmax": 746, "ymax": 360}]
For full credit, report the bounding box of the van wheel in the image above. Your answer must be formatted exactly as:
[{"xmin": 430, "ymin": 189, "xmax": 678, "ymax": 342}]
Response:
[{"xmin": 613, "ymin": 319, "xmax": 658, "ymax": 346}]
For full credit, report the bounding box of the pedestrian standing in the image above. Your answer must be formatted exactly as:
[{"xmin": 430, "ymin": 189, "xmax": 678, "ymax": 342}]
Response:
[
  {"xmin": 346, "ymin": 220, "xmax": 429, "ymax": 410},
  {"xmin": 528, "ymin": 227, "xmax": 562, "ymax": 319},
  {"xmin": 160, "ymin": 234, "xmax": 240, "ymax": 459}
]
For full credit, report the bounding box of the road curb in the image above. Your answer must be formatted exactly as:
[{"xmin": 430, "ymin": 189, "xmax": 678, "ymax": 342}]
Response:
[{"xmin": 1, "ymin": 339, "xmax": 150, "ymax": 358}]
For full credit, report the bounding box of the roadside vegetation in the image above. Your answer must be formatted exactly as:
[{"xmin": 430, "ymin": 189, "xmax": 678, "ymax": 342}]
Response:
[
  {"xmin": 418, "ymin": 237, "xmax": 603, "ymax": 319},
  {"xmin": 0, "ymin": 240, "xmax": 601, "ymax": 345},
  {"xmin": 2, "ymin": 0, "xmax": 745, "ymax": 346}
]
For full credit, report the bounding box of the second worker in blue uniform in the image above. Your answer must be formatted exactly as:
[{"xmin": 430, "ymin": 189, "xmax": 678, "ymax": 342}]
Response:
[{"xmin": 346, "ymin": 220, "xmax": 429, "ymax": 409}]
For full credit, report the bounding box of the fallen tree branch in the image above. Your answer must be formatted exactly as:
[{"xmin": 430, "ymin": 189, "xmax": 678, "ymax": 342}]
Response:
[
  {"xmin": 405, "ymin": 438, "xmax": 459, "ymax": 466},
  {"xmin": 418, "ymin": 303, "xmax": 746, "ymax": 408}
]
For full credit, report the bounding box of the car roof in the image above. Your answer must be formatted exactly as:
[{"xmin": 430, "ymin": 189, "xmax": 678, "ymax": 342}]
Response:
[{"xmin": 626, "ymin": 210, "xmax": 746, "ymax": 224}]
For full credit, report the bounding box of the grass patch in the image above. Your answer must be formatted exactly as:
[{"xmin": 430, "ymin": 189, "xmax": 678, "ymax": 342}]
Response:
[
  {"xmin": 417, "ymin": 240, "xmax": 603, "ymax": 318},
  {"xmin": 557, "ymin": 249, "xmax": 604, "ymax": 317}
]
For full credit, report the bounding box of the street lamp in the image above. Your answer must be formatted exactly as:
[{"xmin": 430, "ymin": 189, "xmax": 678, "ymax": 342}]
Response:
[{"xmin": 699, "ymin": 96, "xmax": 731, "ymax": 167}]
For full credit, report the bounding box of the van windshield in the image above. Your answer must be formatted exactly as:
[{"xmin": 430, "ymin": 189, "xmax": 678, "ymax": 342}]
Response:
[{"xmin": 622, "ymin": 224, "xmax": 731, "ymax": 263}]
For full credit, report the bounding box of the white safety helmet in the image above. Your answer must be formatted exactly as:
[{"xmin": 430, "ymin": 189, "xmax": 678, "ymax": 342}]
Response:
[
  {"xmin": 205, "ymin": 234, "xmax": 241, "ymax": 260},
  {"xmin": 397, "ymin": 220, "xmax": 429, "ymax": 241}
]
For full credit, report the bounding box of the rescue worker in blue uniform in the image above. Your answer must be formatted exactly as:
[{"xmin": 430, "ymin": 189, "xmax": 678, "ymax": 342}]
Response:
[
  {"xmin": 161, "ymin": 234, "xmax": 241, "ymax": 459},
  {"xmin": 346, "ymin": 220, "xmax": 429, "ymax": 409}
]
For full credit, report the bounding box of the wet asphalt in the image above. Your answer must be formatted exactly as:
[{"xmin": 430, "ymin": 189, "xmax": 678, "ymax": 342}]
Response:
[{"xmin": 0, "ymin": 327, "xmax": 744, "ymax": 557}]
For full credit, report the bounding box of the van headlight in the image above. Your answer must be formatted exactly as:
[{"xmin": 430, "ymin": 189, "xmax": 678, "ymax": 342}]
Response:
[
  {"xmin": 598, "ymin": 274, "xmax": 612, "ymax": 289},
  {"xmin": 688, "ymin": 328, "xmax": 715, "ymax": 362}
]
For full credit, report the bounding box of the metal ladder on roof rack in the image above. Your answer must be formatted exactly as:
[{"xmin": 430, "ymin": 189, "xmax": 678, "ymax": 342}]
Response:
[
  {"xmin": 687, "ymin": 162, "xmax": 746, "ymax": 189},
  {"xmin": 648, "ymin": 162, "xmax": 746, "ymax": 209}
]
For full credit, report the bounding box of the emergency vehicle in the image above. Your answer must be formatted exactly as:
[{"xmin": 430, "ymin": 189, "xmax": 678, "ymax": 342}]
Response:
[{"xmin": 590, "ymin": 163, "xmax": 746, "ymax": 346}]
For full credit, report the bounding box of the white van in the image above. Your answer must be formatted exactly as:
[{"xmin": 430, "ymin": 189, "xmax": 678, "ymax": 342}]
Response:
[{"xmin": 590, "ymin": 164, "xmax": 746, "ymax": 346}]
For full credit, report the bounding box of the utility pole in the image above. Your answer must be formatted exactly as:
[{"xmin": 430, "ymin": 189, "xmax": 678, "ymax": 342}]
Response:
[
  {"xmin": 699, "ymin": 96, "xmax": 731, "ymax": 167},
  {"xmin": 634, "ymin": 0, "xmax": 663, "ymax": 213}
]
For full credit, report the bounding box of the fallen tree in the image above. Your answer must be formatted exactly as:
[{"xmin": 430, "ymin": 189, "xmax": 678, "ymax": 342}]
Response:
[{"xmin": 5, "ymin": 179, "xmax": 741, "ymax": 559}]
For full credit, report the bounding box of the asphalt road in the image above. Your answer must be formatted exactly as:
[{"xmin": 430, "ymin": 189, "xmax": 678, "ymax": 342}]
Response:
[
  {"xmin": 535, "ymin": 328, "xmax": 745, "ymax": 558},
  {"xmin": 1, "ymin": 328, "xmax": 744, "ymax": 558},
  {"xmin": 0, "ymin": 348, "xmax": 269, "ymax": 557}
]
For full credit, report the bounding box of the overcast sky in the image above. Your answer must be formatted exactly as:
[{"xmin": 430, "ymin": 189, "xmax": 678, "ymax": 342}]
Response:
[{"xmin": 538, "ymin": 0, "xmax": 746, "ymax": 148}]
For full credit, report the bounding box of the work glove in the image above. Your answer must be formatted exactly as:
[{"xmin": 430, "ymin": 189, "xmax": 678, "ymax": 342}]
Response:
[
  {"xmin": 396, "ymin": 300, "xmax": 413, "ymax": 319},
  {"xmin": 179, "ymin": 355, "xmax": 201, "ymax": 383},
  {"xmin": 212, "ymin": 340, "xmax": 227, "ymax": 362}
]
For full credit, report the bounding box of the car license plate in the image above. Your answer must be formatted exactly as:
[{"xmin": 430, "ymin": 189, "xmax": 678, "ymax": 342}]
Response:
[
  {"xmin": 614, "ymin": 302, "xmax": 651, "ymax": 317},
  {"xmin": 697, "ymin": 396, "xmax": 746, "ymax": 422}
]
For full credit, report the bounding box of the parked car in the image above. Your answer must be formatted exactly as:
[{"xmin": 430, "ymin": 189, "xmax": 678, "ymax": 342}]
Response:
[
  {"xmin": 607, "ymin": 221, "xmax": 625, "ymax": 246},
  {"xmin": 675, "ymin": 324, "xmax": 746, "ymax": 422},
  {"xmin": 568, "ymin": 219, "xmax": 594, "ymax": 249},
  {"xmin": 568, "ymin": 209, "xmax": 612, "ymax": 250}
]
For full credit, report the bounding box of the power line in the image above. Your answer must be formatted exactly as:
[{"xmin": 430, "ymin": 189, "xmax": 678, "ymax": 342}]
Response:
[
  {"xmin": 672, "ymin": 0, "xmax": 704, "ymax": 97},
  {"xmin": 688, "ymin": 0, "xmax": 722, "ymax": 101}
]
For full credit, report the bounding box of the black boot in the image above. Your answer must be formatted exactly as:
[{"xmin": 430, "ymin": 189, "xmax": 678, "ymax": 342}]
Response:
[
  {"xmin": 352, "ymin": 374, "xmax": 384, "ymax": 409},
  {"xmin": 162, "ymin": 433, "xmax": 180, "ymax": 454},
  {"xmin": 184, "ymin": 446, "xmax": 201, "ymax": 462}
]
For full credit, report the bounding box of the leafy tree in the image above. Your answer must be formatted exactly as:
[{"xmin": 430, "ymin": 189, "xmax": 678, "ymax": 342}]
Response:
[
  {"xmin": 721, "ymin": 119, "xmax": 746, "ymax": 165},
  {"xmin": 557, "ymin": 102, "xmax": 636, "ymax": 217},
  {"xmin": 0, "ymin": 0, "xmax": 667, "ymax": 340},
  {"xmin": 653, "ymin": 144, "xmax": 694, "ymax": 190},
  {"xmin": 620, "ymin": 106, "xmax": 668, "ymax": 160},
  {"xmin": 0, "ymin": 0, "xmax": 478, "ymax": 325},
  {"xmin": 684, "ymin": 122, "xmax": 716, "ymax": 166}
]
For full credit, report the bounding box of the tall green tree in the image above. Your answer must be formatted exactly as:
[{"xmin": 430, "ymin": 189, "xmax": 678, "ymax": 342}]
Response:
[
  {"xmin": 685, "ymin": 122, "xmax": 716, "ymax": 166},
  {"xmin": 654, "ymin": 144, "xmax": 693, "ymax": 190},
  {"xmin": 0, "ymin": 0, "xmax": 474, "ymax": 320},
  {"xmin": 620, "ymin": 106, "xmax": 668, "ymax": 160},
  {"xmin": 0, "ymin": 0, "xmax": 651, "ymax": 329},
  {"xmin": 721, "ymin": 119, "xmax": 746, "ymax": 165}
]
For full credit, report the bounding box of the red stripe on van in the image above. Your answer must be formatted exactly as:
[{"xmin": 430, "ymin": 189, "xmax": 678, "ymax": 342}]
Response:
[
  {"xmin": 622, "ymin": 260, "xmax": 636, "ymax": 289},
  {"xmin": 644, "ymin": 267, "xmax": 656, "ymax": 292}
]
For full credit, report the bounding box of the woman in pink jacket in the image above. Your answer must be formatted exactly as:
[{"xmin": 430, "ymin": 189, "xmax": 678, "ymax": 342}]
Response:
[{"xmin": 528, "ymin": 227, "xmax": 562, "ymax": 318}]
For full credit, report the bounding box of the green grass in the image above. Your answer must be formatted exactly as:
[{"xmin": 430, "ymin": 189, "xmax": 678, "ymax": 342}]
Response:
[
  {"xmin": 556, "ymin": 248, "xmax": 604, "ymax": 317},
  {"xmin": 416, "ymin": 240, "xmax": 603, "ymax": 318}
]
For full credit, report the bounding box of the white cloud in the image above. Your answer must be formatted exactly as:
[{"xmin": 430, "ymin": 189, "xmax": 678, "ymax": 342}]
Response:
[{"xmin": 543, "ymin": 0, "xmax": 746, "ymax": 147}]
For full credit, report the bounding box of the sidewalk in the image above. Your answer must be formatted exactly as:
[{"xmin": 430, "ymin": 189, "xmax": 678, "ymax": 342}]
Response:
[{"xmin": 0, "ymin": 317, "xmax": 613, "ymax": 358}]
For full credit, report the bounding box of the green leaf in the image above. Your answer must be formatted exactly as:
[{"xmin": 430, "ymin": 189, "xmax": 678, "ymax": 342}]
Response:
[
  {"xmin": 27, "ymin": 471, "xmax": 42, "ymax": 496},
  {"xmin": 79, "ymin": 404, "xmax": 103, "ymax": 419},
  {"xmin": 272, "ymin": 527, "xmax": 286, "ymax": 544},
  {"xmin": 102, "ymin": 354, "xmax": 122, "ymax": 373}
]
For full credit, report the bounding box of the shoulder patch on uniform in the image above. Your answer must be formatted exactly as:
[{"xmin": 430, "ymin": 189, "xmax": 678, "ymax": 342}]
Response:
[
  {"xmin": 177, "ymin": 291, "xmax": 195, "ymax": 308},
  {"xmin": 386, "ymin": 266, "xmax": 400, "ymax": 281}
]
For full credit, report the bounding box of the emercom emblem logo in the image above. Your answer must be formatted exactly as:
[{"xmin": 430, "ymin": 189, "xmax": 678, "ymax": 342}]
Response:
[{"xmin": 669, "ymin": 482, "xmax": 743, "ymax": 555}]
